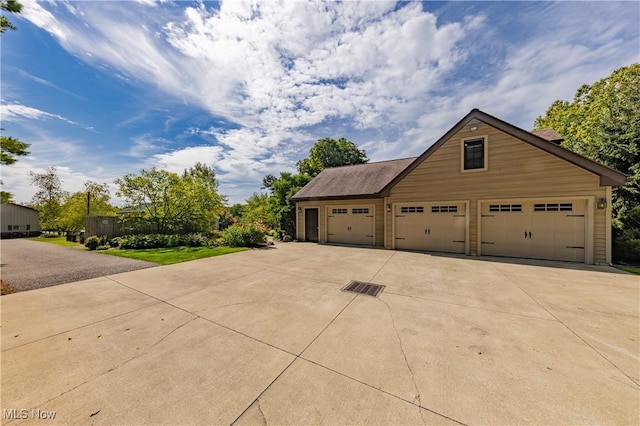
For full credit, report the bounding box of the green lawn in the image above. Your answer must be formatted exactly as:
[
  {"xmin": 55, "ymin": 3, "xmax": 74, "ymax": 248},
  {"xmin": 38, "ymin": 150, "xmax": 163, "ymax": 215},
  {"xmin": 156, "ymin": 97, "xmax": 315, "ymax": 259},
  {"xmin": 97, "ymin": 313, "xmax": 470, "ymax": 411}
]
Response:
[
  {"xmin": 28, "ymin": 235, "xmax": 85, "ymax": 248},
  {"xmin": 99, "ymin": 246, "xmax": 248, "ymax": 265},
  {"xmin": 615, "ymin": 265, "xmax": 640, "ymax": 275}
]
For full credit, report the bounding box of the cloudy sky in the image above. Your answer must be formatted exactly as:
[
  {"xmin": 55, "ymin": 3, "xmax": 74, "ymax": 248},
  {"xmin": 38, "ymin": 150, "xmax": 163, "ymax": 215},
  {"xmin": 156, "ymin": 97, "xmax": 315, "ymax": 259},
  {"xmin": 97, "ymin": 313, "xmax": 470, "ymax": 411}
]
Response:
[{"xmin": 1, "ymin": 1, "xmax": 638, "ymax": 205}]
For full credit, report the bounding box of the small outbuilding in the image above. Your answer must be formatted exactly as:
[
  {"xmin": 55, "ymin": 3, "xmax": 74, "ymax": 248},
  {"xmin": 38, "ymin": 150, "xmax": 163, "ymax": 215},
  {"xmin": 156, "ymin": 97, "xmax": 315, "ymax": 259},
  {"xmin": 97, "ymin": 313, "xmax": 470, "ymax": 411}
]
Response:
[
  {"xmin": 0, "ymin": 203, "xmax": 41, "ymax": 238},
  {"xmin": 292, "ymin": 109, "xmax": 627, "ymax": 265}
]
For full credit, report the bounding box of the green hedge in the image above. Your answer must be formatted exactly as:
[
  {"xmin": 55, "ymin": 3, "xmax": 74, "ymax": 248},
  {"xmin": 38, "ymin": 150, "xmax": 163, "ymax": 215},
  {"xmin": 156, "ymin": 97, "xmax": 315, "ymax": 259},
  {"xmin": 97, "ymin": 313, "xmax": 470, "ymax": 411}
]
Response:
[
  {"xmin": 112, "ymin": 233, "xmax": 212, "ymax": 249},
  {"xmin": 220, "ymin": 223, "xmax": 266, "ymax": 247}
]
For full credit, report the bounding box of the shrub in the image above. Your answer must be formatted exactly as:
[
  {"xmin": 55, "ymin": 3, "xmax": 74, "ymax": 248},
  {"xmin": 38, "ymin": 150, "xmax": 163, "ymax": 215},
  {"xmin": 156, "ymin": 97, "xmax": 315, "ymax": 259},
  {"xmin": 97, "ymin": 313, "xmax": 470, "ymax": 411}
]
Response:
[
  {"xmin": 112, "ymin": 233, "xmax": 214, "ymax": 249},
  {"xmin": 221, "ymin": 223, "xmax": 267, "ymax": 247},
  {"xmin": 85, "ymin": 235, "xmax": 108, "ymax": 251},
  {"xmin": 613, "ymin": 238, "xmax": 640, "ymax": 264}
]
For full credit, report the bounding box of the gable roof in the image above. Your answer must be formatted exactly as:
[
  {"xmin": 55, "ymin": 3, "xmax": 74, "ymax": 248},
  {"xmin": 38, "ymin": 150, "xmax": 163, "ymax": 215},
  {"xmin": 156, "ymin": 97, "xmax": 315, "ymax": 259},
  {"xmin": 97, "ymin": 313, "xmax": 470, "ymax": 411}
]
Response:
[
  {"xmin": 291, "ymin": 158, "xmax": 416, "ymax": 201},
  {"xmin": 381, "ymin": 109, "xmax": 626, "ymax": 194}
]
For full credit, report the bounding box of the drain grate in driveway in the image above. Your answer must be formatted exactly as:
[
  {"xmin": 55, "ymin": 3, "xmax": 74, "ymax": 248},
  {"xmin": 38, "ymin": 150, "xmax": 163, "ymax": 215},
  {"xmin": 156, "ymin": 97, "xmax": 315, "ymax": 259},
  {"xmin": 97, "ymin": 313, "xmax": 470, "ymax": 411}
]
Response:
[{"xmin": 342, "ymin": 280, "xmax": 385, "ymax": 297}]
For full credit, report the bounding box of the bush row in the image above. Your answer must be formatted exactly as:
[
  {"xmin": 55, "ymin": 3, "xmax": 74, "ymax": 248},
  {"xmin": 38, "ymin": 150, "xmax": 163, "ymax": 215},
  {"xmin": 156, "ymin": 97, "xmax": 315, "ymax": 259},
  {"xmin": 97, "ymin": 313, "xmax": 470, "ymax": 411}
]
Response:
[
  {"xmin": 220, "ymin": 222, "xmax": 267, "ymax": 247},
  {"xmin": 85, "ymin": 223, "xmax": 267, "ymax": 250}
]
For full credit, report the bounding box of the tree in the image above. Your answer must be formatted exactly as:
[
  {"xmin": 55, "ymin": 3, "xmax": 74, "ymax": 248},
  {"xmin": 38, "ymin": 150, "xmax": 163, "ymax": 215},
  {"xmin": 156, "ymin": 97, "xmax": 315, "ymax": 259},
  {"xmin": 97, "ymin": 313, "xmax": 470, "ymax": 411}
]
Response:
[
  {"xmin": 242, "ymin": 193, "xmax": 276, "ymax": 228},
  {"xmin": 296, "ymin": 137, "xmax": 369, "ymax": 177},
  {"xmin": 116, "ymin": 165, "xmax": 224, "ymax": 234},
  {"xmin": 1, "ymin": 0, "xmax": 22, "ymax": 33},
  {"xmin": 29, "ymin": 166, "xmax": 67, "ymax": 231},
  {"xmin": 1, "ymin": 130, "xmax": 30, "ymax": 202},
  {"xmin": 262, "ymin": 172, "xmax": 311, "ymax": 237},
  {"xmin": 1, "ymin": 133, "xmax": 29, "ymax": 165},
  {"xmin": 535, "ymin": 63, "xmax": 639, "ymax": 217},
  {"xmin": 59, "ymin": 181, "xmax": 117, "ymax": 231},
  {"xmin": 1, "ymin": 191, "xmax": 14, "ymax": 203}
]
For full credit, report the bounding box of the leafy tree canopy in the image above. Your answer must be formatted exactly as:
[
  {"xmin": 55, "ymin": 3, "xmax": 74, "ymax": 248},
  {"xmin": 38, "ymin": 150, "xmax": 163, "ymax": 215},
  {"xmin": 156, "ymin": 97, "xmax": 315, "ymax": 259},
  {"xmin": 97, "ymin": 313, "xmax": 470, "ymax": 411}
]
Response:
[
  {"xmin": 262, "ymin": 172, "xmax": 311, "ymax": 237},
  {"xmin": 296, "ymin": 137, "xmax": 368, "ymax": 177},
  {"xmin": 0, "ymin": 133, "xmax": 29, "ymax": 165},
  {"xmin": 59, "ymin": 181, "xmax": 117, "ymax": 231},
  {"xmin": 116, "ymin": 164, "xmax": 224, "ymax": 234},
  {"xmin": 29, "ymin": 166, "xmax": 67, "ymax": 231},
  {"xmin": 534, "ymin": 63, "xmax": 639, "ymax": 216},
  {"xmin": 1, "ymin": 0, "xmax": 22, "ymax": 33}
]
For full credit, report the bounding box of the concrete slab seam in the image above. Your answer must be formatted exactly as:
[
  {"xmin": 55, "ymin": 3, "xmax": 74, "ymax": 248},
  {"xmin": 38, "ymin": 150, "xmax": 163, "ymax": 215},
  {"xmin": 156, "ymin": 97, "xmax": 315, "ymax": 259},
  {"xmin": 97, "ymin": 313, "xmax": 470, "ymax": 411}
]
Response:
[
  {"xmin": 1, "ymin": 300, "xmax": 165, "ymax": 353},
  {"xmin": 380, "ymin": 297, "xmax": 426, "ymax": 426},
  {"xmin": 298, "ymin": 356, "xmax": 468, "ymax": 426},
  {"xmin": 16, "ymin": 316, "xmax": 199, "ymax": 417},
  {"xmin": 105, "ymin": 276, "xmax": 300, "ymax": 357},
  {"xmin": 382, "ymin": 290, "xmax": 558, "ymax": 323},
  {"xmin": 495, "ymin": 271, "xmax": 640, "ymax": 388},
  {"xmin": 230, "ymin": 294, "xmax": 360, "ymax": 424}
]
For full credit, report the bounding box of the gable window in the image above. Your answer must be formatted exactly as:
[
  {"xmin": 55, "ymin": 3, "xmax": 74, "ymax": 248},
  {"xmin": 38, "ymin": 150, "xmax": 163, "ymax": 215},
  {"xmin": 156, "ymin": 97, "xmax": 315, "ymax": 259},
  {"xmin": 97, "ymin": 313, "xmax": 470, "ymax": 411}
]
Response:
[{"xmin": 461, "ymin": 136, "xmax": 488, "ymax": 172}]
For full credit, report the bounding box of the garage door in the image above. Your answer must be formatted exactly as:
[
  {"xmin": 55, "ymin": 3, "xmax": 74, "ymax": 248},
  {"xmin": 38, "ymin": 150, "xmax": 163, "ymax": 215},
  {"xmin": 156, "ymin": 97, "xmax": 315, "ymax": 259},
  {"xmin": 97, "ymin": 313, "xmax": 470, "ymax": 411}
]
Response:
[
  {"xmin": 327, "ymin": 206, "xmax": 374, "ymax": 245},
  {"xmin": 394, "ymin": 202, "xmax": 466, "ymax": 253},
  {"xmin": 480, "ymin": 200, "xmax": 586, "ymax": 262}
]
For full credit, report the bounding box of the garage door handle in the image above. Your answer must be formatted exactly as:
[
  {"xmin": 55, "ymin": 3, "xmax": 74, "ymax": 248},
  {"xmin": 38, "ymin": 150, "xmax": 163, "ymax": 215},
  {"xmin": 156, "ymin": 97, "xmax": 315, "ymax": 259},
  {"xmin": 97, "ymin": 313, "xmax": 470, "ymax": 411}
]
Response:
[
  {"xmin": 529, "ymin": 232, "xmax": 532, "ymax": 238},
  {"xmin": 524, "ymin": 231, "xmax": 532, "ymax": 239}
]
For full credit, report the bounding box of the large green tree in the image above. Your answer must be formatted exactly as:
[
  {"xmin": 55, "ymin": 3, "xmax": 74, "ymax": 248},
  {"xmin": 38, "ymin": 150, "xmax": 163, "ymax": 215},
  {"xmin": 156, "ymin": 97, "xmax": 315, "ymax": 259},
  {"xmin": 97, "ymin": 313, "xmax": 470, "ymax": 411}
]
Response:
[
  {"xmin": 534, "ymin": 63, "xmax": 639, "ymax": 217},
  {"xmin": 262, "ymin": 172, "xmax": 312, "ymax": 237},
  {"xmin": 296, "ymin": 137, "xmax": 369, "ymax": 177},
  {"xmin": 116, "ymin": 165, "xmax": 223, "ymax": 234},
  {"xmin": 29, "ymin": 166, "xmax": 67, "ymax": 231},
  {"xmin": 262, "ymin": 137, "xmax": 368, "ymax": 237},
  {"xmin": 1, "ymin": 129, "xmax": 30, "ymax": 203},
  {"xmin": 59, "ymin": 181, "xmax": 117, "ymax": 231},
  {"xmin": 1, "ymin": 0, "xmax": 22, "ymax": 33}
]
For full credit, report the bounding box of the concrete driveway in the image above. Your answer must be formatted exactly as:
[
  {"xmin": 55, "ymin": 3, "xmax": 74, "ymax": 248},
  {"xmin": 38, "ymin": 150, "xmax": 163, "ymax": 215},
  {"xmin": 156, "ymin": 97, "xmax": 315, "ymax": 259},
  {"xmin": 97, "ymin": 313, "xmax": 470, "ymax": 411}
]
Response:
[{"xmin": 2, "ymin": 243, "xmax": 638, "ymax": 425}]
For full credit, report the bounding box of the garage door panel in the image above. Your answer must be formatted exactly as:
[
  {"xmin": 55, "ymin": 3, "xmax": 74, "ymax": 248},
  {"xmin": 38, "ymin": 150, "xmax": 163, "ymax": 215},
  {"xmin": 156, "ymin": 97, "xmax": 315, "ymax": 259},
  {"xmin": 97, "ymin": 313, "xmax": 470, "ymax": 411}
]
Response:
[
  {"xmin": 481, "ymin": 200, "xmax": 586, "ymax": 263},
  {"xmin": 327, "ymin": 206, "xmax": 374, "ymax": 246},
  {"xmin": 395, "ymin": 202, "xmax": 465, "ymax": 254}
]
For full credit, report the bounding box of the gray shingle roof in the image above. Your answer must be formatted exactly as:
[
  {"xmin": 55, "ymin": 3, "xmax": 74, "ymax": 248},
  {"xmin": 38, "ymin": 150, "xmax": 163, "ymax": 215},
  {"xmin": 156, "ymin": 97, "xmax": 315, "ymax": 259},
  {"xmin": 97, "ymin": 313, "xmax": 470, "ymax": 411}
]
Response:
[
  {"xmin": 291, "ymin": 158, "xmax": 416, "ymax": 200},
  {"xmin": 531, "ymin": 128, "xmax": 564, "ymax": 143}
]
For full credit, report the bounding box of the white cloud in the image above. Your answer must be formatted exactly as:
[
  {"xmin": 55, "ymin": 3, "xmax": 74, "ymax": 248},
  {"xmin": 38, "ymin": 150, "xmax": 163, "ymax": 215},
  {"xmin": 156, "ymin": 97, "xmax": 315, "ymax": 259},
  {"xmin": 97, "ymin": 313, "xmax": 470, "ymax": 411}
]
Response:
[
  {"xmin": 12, "ymin": 0, "xmax": 639, "ymax": 204},
  {"xmin": 1, "ymin": 102, "xmax": 79, "ymax": 125}
]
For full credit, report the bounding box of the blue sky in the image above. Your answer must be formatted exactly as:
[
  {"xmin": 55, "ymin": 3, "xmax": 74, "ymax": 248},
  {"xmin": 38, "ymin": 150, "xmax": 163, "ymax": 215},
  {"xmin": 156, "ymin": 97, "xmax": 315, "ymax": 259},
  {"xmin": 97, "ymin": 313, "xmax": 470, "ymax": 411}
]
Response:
[{"xmin": 1, "ymin": 1, "xmax": 638, "ymax": 205}]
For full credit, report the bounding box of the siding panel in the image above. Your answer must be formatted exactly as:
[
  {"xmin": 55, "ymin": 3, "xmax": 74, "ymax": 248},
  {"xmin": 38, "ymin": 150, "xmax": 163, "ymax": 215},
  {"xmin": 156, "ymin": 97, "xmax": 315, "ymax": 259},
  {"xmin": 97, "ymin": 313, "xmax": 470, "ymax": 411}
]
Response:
[{"xmin": 386, "ymin": 122, "xmax": 609, "ymax": 263}]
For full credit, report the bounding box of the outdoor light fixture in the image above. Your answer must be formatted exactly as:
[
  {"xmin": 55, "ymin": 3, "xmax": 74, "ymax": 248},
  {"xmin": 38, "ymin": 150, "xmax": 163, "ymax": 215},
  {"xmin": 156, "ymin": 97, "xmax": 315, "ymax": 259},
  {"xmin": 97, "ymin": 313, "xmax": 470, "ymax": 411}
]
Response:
[
  {"xmin": 386, "ymin": 204, "xmax": 391, "ymax": 212},
  {"xmin": 470, "ymin": 124, "xmax": 479, "ymax": 131},
  {"xmin": 298, "ymin": 206, "xmax": 301, "ymax": 212},
  {"xmin": 596, "ymin": 198, "xmax": 607, "ymax": 209}
]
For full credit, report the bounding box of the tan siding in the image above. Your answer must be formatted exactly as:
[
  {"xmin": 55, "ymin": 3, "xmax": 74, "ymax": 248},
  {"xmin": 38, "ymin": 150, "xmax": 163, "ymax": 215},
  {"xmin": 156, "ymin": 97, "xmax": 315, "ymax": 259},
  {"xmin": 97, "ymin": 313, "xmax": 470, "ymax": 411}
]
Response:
[
  {"xmin": 386, "ymin": 122, "xmax": 609, "ymax": 263},
  {"xmin": 296, "ymin": 199, "xmax": 384, "ymax": 247}
]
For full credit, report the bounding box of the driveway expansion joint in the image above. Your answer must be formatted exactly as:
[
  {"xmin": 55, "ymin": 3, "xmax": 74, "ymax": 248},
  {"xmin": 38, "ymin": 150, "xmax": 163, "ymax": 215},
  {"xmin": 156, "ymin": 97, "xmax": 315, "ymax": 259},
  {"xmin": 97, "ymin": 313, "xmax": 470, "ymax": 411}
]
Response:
[{"xmin": 494, "ymin": 269, "xmax": 640, "ymax": 388}]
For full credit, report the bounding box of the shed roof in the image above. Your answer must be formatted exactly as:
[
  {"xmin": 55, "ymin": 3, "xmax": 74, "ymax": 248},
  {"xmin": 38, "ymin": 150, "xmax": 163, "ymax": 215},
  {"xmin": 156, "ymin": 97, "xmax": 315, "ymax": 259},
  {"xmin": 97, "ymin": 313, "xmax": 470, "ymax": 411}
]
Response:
[
  {"xmin": 0, "ymin": 202, "xmax": 39, "ymax": 212},
  {"xmin": 291, "ymin": 158, "xmax": 415, "ymax": 201}
]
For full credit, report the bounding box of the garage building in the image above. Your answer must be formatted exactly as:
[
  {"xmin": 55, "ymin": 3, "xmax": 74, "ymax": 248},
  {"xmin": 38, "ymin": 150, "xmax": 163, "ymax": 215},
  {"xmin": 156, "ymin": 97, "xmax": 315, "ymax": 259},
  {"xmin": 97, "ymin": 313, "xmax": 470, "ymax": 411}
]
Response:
[
  {"xmin": 0, "ymin": 203, "xmax": 41, "ymax": 238},
  {"xmin": 292, "ymin": 109, "xmax": 626, "ymax": 265}
]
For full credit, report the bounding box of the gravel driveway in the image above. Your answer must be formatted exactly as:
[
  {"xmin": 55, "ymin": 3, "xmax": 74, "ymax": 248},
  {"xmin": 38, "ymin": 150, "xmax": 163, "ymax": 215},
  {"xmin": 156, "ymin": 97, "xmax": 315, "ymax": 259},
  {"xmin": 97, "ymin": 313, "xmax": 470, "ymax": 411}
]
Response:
[{"xmin": 0, "ymin": 238, "xmax": 157, "ymax": 292}]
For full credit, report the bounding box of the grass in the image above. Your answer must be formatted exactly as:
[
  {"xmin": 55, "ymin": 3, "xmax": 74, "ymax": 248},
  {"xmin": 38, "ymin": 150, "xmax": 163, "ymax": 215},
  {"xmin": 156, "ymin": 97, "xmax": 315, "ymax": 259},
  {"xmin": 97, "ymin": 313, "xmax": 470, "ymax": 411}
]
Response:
[
  {"xmin": 615, "ymin": 265, "xmax": 640, "ymax": 275},
  {"xmin": 28, "ymin": 235, "xmax": 85, "ymax": 248},
  {"xmin": 99, "ymin": 246, "xmax": 248, "ymax": 265}
]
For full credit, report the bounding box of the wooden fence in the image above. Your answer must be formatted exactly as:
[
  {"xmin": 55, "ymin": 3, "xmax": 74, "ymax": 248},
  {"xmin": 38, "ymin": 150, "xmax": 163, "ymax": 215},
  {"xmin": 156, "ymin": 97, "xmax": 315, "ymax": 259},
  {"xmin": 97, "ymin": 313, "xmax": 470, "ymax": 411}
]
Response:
[{"xmin": 85, "ymin": 216, "xmax": 156, "ymax": 239}]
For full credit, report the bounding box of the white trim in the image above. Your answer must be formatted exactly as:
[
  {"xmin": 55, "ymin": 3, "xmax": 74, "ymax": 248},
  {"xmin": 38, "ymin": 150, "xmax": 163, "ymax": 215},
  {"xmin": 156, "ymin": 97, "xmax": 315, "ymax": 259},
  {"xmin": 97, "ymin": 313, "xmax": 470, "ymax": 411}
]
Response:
[
  {"xmin": 460, "ymin": 135, "xmax": 489, "ymax": 173},
  {"xmin": 477, "ymin": 196, "xmax": 593, "ymax": 264}
]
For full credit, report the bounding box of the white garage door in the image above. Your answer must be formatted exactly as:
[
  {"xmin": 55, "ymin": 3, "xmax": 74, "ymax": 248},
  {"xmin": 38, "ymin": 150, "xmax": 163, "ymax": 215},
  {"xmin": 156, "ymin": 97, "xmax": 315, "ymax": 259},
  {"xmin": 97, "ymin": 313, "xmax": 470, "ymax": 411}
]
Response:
[
  {"xmin": 394, "ymin": 202, "xmax": 466, "ymax": 253},
  {"xmin": 327, "ymin": 205, "xmax": 374, "ymax": 246},
  {"xmin": 481, "ymin": 200, "xmax": 586, "ymax": 262}
]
